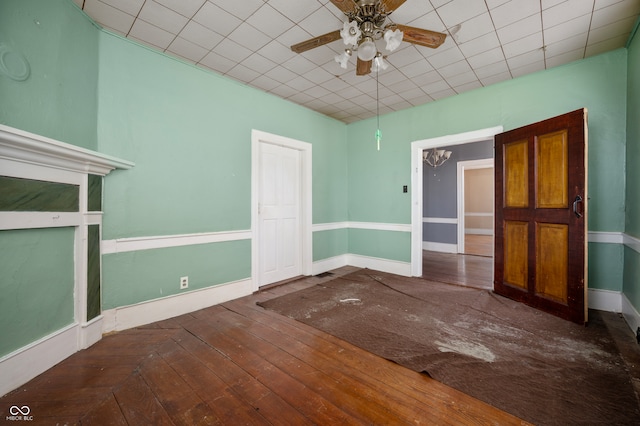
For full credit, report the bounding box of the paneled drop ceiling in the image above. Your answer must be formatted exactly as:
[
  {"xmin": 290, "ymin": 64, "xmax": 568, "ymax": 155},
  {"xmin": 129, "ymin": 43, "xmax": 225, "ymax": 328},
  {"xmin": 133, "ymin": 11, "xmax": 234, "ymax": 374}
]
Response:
[{"xmin": 74, "ymin": 0, "xmax": 640, "ymax": 123}]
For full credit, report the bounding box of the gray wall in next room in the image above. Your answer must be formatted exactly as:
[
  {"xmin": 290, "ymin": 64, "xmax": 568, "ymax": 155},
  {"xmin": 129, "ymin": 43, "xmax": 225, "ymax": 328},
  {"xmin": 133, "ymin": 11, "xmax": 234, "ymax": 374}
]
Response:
[{"xmin": 423, "ymin": 140, "xmax": 493, "ymax": 245}]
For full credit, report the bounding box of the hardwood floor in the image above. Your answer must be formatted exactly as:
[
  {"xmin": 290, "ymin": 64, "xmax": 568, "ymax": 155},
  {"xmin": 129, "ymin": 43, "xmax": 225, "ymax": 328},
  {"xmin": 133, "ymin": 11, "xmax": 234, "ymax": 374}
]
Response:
[
  {"xmin": 0, "ymin": 267, "xmax": 528, "ymax": 425},
  {"xmin": 423, "ymin": 249, "xmax": 493, "ymax": 290},
  {"xmin": 464, "ymin": 234, "xmax": 493, "ymax": 257}
]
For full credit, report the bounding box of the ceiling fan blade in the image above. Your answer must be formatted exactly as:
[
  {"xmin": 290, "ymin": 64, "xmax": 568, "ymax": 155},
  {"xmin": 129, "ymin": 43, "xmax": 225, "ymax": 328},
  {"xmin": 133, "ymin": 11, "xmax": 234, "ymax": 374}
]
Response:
[
  {"xmin": 329, "ymin": 0, "xmax": 358, "ymax": 15},
  {"xmin": 291, "ymin": 30, "xmax": 342, "ymax": 54},
  {"xmin": 356, "ymin": 58, "xmax": 372, "ymax": 76},
  {"xmin": 393, "ymin": 24, "xmax": 446, "ymax": 49},
  {"xmin": 381, "ymin": 0, "xmax": 407, "ymax": 13}
]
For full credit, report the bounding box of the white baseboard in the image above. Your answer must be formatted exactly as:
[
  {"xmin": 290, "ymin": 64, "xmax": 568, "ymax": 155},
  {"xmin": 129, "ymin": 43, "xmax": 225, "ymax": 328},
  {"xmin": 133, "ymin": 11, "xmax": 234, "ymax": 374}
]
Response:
[
  {"xmin": 346, "ymin": 254, "xmax": 411, "ymax": 277},
  {"xmin": 0, "ymin": 323, "xmax": 79, "ymax": 397},
  {"xmin": 79, "ymin": 316, "xmax": 104, "ymax": 349},
  {"xmin": 588, "ymin": 288, "xmax": 622, "ymax": 312},
  {"xmin": 622, "ymin": 293, "xmax": 640, "ymax": 336},
  {"xmin": 312, "ymin": 255, "xmax": 348, "ymax": 276},
  {"xmin": 422, "ymin": 241, "xmax": 458, "ymax": 253},
  {"xmin": 102, "ymin": 278, "xmax": 253, "ymax": 332}
]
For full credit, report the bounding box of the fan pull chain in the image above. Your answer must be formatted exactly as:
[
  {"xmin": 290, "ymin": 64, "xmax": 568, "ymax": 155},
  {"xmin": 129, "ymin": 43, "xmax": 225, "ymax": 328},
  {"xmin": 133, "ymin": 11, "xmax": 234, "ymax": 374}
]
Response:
[{"xmin": 376, "ymin": 66, "xmax": 381, "ymax": 151}]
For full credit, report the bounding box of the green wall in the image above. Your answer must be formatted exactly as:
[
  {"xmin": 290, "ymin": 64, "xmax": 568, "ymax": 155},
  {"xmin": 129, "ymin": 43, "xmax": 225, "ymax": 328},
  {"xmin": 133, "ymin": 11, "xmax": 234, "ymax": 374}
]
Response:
[
  {"xmin": 347, "ymin": 50, "xmax": 628, "ymax": 283},
  {"xmin": 0, "ymin": 0, "xmax": 98, "ymax": 149},
  {"xmin": 0, "ymin": 228, "xmax": 75, "ymax": 357},
  {"xmin": 624, "ymin": 20, "xmax": 640, "ymax": 311},
  {"xmin": 97, "ymin": 31, "xmax": 348, "ymax": 306}
]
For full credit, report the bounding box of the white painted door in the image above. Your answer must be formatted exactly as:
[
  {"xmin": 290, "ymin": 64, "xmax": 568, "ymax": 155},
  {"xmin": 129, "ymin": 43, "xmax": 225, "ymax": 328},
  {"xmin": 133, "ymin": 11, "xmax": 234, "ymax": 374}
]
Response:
[{"xmin": 258, "ymin": 142, "xmax": 302, "ymax": 286}]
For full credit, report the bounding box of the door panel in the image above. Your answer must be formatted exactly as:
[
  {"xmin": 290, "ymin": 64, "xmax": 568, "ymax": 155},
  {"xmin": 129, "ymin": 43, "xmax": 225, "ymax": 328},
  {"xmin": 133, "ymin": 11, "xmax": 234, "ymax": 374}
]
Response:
[
  {"xmin": 259, "ymin": 143, "xmax": 302, "ymax": 286},
  {"xmin": 495, "ymin": 109, "xmax": 587, "ymax": 324},
  {"xmin": 504, "ymin": 140, "xmax": 528, "ymax": 208}
]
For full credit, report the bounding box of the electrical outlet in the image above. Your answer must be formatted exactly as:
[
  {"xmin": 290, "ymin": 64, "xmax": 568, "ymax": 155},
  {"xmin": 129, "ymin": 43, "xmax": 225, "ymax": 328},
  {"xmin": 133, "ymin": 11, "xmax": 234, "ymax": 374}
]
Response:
[{"xmin": 180, "ymin": 276, "xmax": 188, "ymax": 289}]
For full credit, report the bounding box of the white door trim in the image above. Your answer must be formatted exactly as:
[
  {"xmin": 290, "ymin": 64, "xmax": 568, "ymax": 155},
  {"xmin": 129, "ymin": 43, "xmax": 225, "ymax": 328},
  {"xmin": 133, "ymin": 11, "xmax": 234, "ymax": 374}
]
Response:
[
  {"xmin": 410, "ymin": 126, "xmax": 503, "ymax": 277},
  {"xmin": 251, "ymin": 130, "xmax": 312, "ymax": 291},
  {"xmin": 456, "ymin": 159, "xmax": 494, "ymax": 253}
]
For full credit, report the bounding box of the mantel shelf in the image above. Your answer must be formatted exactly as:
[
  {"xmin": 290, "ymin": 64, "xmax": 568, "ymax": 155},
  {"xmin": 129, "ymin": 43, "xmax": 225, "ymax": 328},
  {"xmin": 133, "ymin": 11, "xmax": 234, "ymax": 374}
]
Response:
[{"xmin": 0, "ymin": 124, "xmax": 134, "ymax": 176}]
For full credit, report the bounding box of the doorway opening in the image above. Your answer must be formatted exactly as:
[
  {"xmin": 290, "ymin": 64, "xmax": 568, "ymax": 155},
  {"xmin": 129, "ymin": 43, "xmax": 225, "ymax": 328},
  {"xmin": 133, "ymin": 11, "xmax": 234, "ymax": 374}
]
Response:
[{"xmin": 410, "ymin": 127, "xmax": 503, "ymax": 279}]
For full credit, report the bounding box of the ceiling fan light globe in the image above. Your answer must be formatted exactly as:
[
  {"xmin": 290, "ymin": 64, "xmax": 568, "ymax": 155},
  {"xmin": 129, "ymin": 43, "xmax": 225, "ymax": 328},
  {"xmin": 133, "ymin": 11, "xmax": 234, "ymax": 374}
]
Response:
[
  {"xmin": 357, "ymin": 37, "xmax": 377, "ymax": 61},
  {"xmin": 334, "ymin": 51, "xmax": 350, "ymax": 69},
  {"xmin": 384, "ymin": 29, "xmax": 403, "ymax": 51},
  {"xmin": 372, "ymin": 55, "xmax": 388, "ymax": 72},
  {"xmin": 341, "ymin": 21, "xmax": 361, "ymax": 45}
]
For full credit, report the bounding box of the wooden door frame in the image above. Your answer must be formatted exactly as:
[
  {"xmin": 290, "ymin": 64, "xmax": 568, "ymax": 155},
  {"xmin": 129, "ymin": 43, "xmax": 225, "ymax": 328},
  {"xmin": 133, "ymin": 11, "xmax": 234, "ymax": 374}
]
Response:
[
  {"xmin": 410, "ymin": 126, "xmax": 503, "ymax": 277},
  {"xmin": 456, "ymin": 159, "xmax": 494, "ymax": 254},
  {"xmin": 251, "ymin": 130, "xmax": 313, "ymax": 291}
]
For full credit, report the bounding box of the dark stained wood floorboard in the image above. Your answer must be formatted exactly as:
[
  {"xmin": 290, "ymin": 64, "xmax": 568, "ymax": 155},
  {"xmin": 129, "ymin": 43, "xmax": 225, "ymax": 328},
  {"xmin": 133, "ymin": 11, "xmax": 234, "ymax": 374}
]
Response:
[
  {"xmin": 0, "ymin": 267, "xmax": 529, "ymax": 425},
  {"xmin": 423, "ymin": 249, "xmax": 493, "ymax": 290}
]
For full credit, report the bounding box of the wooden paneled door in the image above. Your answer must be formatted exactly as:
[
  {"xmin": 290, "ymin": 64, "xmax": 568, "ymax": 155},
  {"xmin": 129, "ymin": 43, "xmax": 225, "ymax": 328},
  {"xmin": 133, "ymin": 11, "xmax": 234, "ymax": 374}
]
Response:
[{"xmin": 494, "ymin": 109, "xmax": 588, "ymax": 324}]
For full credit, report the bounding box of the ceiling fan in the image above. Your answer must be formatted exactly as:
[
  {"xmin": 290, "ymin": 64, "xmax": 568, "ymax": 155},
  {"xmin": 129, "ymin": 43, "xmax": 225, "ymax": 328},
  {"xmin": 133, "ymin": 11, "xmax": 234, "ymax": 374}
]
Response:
[{"xmin": 291, "ymin": 0, "xmax": 447, "ymax": 76}]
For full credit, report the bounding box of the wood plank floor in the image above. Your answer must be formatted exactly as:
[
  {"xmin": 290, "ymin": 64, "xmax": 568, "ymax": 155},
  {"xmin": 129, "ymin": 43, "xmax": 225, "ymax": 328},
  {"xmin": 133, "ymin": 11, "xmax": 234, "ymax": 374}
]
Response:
[
  {"xmin": 0, "ymin": 267, "xmax": 529, "ymax": 425},
  {"xmin": 423, "ymin": 249, "xmax": 493, "ymax": 290}
]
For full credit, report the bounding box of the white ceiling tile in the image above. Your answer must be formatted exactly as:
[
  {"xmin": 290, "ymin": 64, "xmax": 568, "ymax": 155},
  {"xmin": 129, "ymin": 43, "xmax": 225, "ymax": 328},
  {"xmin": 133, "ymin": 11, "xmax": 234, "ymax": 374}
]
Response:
[
  {"xmin": 591, "ymin": 0, "xmax": 640, "ymax": 28},
  {"xmin": 212, "ymin": 38, "xmax": 253, "ymax": 62},
  {"xmin": 400, "ymin": 58, "xmax": 434, "ymax": 78},
  {"xmin": 228, "ymin": 22, "xmax": 269, "ymax": 52},
  {"xmin": 544, "ymin": 33, "xmax": 588, "ymax": 58},
  {"xmin": 250, "ymin": 75, "xmax": 281, "ymax": 91},
  {"xmin": 83, "ymin": 0, "xmax": 135, "ymax": 34},
  {"xmin": 269, "ymin": 83, "xmax": 299, "ymax": 98},
  {"xmin": 588, "ymin": 15, "xmax": 638, "ymax": 43},
  {"xmin": 427, "ymin": 46, "xmax": 465, "ymax": 68},
  {"xmin": 285, "ymin": 75, "xmax": 316, "ymax": 91},
  {"xmin": 542, "ymin": 0, "xmax": 595, "ymax": 29},
  {"xmin": 436, "ymin": 0, "xmax": 488, "ymax": 28},
  {"xmin": 226, "ymin": 64, "xmax": 261, "ymax": 83},
  {"xmin": 422, "ymin": 79, "xmax": 451, "ymax": 94},
  {"xmin": 585, "ymin": 33, "xmax": 629, "ymax": 55},
  {"xmin": 545, "ymin": 49, "xmax": 585, "ymax": 67},
  {"xmin": 459, "ymin": 32, "xmax": 500, "ymax": 57},
  {"xmin": 129, "ymin": 19, "xmax": 175, "ymax": 49},
  {"xmin": 446, "ymin": 70, "xmax": 477, "ymax": 86},
  {"xmin": 139, "ymin": 1, "xmax": 188, "ymax": 34},
  {"xmin": 213, "ymin": 0, "xmax": 264, "ymax": 20},
  {"xmin": 389, "ymin": 0, "xmax": 435, "ymax": 24},
  {"xmin": 193, "ymin": 2, "xmax": 241, "ymax": 36},
  {"xmin": 490, "ymin": 0, "xmax": 541, "ymax": 29},
  {"xmin": 510, "ymin": 60, "xmax": 545, "ymax": 77},
  {"xmin": 454, "ymin": 80, "xmax": 482, "ymax": 93},
  {"xmin": 241, "ymin": 53, "xmax": 278, "ymax": 75},
  {"xmin": 439, "ymin": 60, "xmax": 472, "ymax": 78},
  {"xmin": 265, "ymin": 65, "xmax": 299, "ymax": 84},
  {"xmin": 496, "ymin": 14, "xmax": 542, "ymax": 45},
  {"xmin": 167, "ymin": 37, "xmax": 208, "ymax": 62},
  {"xmin": 452, "ymin": 12, "xmax": 495, "ymax": 43},
  {"xmin": 386, "ymin": 46, "xmax": 423, "ymax": 68},
  {"xmin": 474, "ymin": 60, "xmax": 509, "ymax": 79},
  {"xmin": 541, "ymin": 0, "xmax": 566, "ymax": 9},
  {"xmin": 268, "ymin": 0, "xmax": 322, "ymax": 23},
  {"xmin": 506, "ymin": 49, "xmax": 544, "ymax": 69},
  {"xmin": 467, "ymin": 46, "xmax": 505, "ymax": 68},
  {"xmin": 298, "ymin": 6, "xmax": 342, "ymax": 36},
  {"xmin": 259, "ymin": 40, "xmax": 297, "ymax": 64},
  {"xmin": 304, "ymin": 65, "xmax": 336, "ymax": 84},
  {"xmin": 247, "ymin": 4, "xmax": 295, "ymax": 39},
  {"xmin": 154, "ymin": 0, "xmax": 206, "ymax": 17},
  {"xmin": 179, "ymin": 20, "xmax": 223, "ymax": 50},
  {"xmin": 200, "ymin": 50, "xmax": 240, "ymax": 73},
  {"xmin": 485, "ymin": 0, "xmax": 511, "ymax": 8},
  {"xmin": 502, "ymin": 32, "xmax": 543, "ymax": 58},
  {"xmin": 300, "ymin": 45, "xmax": 336, "ymax": 66},
  {"xmin": 96, "ymin": 0, "xmax": 144, "ymax": 16},
  {"xmin": 282, "ymin": 55, "xmax": 317, "ymax": 74},
  {"xmin": 480, "ymin": 71, "xmax": 511, "ymax": 85},
  {"xmin": 402, "ymin": 10, "xmax": 446, "ymax": 32},
  {"xmin": 543, "ymin": 14, "xmax": 591, "ymax": 44}
]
